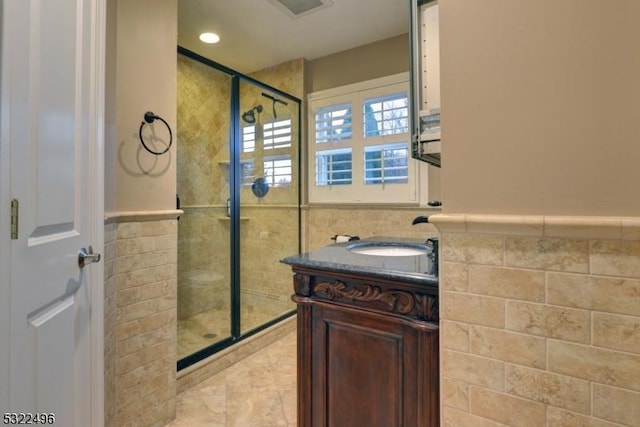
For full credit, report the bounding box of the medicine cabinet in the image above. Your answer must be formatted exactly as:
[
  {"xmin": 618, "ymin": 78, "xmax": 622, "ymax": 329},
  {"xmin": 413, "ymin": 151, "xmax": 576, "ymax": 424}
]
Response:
[{"xmin": 410, "ymin": 0, "xmax": 441, "ymax": 167}]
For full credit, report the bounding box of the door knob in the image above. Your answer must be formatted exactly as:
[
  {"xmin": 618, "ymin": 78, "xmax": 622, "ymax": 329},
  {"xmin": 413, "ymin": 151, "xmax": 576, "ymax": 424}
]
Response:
[{"xmin": 78, "ymin": 246, "xmax": 101, "ymax": 268}]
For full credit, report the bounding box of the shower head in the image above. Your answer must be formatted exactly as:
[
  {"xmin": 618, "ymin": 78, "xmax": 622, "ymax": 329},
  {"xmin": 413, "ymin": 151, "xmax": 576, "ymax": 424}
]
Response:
[
  {"xmin": 242, "ymin": 110, "xmax": 255, "ymax": 124},
  {"xmin": 242, "ymin": 105, "xmax": 263, "ymax": 124}
]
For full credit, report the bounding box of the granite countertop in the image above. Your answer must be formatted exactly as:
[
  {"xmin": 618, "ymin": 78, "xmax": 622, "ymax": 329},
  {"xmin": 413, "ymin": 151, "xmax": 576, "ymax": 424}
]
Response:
[{"xmin": 281, "ymin": 237, "xmax": 438, "ymax": 286}]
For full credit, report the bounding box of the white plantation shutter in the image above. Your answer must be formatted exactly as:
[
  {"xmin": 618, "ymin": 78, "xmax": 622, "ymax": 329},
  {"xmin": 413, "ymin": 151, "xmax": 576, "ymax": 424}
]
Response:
[{"xmin": 308, "ymin": 74, "xmax": 417, "ymax": 203}]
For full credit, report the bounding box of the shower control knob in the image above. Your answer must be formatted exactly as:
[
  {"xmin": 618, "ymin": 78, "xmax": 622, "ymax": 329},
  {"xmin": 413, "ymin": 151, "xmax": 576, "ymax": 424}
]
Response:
[{"xmin": 78, "ymin": 246, "xmax": 101, "ymax": 268}]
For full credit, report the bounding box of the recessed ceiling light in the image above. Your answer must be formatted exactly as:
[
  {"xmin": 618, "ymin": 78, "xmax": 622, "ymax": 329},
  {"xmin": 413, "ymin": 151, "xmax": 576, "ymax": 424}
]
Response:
[{"xmin": 199, "ymin": 32, "xmax": 220, "ymax": 44}]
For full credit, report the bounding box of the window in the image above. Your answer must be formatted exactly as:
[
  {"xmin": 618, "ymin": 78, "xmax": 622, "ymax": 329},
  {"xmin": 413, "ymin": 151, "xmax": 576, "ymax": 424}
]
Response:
[
  {"xmin": 308, "ymin": 73, "xmax": 417, "ymax": 203},
  {"xmin": 243, "ymin": 125, "xmax": 256, "ymax": 152},
  {"xmin": 240, "ymin": 161, "xmax": 255, "ymax": 185},
  {"xmin": 240, "ymin": 119, "xmax": 294, "ymax": 189},
  {"xmin": 264, "ymin": 119, "xmax": 292, "ymax": 150},
  {"xmin": 315, "ymin": 104, "xmax": 352, "ymax": 143},
  {"xmin": 364, "ymin": 143, "xmax": 409, "ymax": 185},
  {"xmin": 264, "ymin": 155, "xmax": 292, "ymax": 186},
  {"xmin": 239, "ymin": 125, "xmax": 256, "ymax": 185},
  {"xmin": 364, "ymin": 93, "xmax": 409, "ymax": 138},
  {"xmin": 315, "ymin": 148, "xmax": 352, "ymax": 186}
]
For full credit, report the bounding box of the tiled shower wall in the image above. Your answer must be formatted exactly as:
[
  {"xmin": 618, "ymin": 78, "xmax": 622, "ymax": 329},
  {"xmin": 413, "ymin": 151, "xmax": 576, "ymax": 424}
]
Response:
[
  {"xmin": 431, "ymin": 214, "xmax": 640, "ymax": 427},
  {"xmin": 177, "ymin": 54, "xmax": 304, "ymax": 319},
  {"xmin": 175, "ymin": 205, "xmax": 299, "ymax": 319},
  {"xmin": 104, "ymin": 217, "xmax": 178, "ymax": 427}
]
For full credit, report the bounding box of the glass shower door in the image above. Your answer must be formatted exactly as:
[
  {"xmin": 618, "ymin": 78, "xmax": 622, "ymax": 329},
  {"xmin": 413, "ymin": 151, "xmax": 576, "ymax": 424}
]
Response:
[
  {"xmin": 177, "ymin": 47, "xmax": 300, "ymax": 370},
  {"xmin": 237, "ymin": 81, "xmax": 300, "ymax": 335},
  {"xmin": 177, "ymin": 54, "xmax": 233, "ymax": 361}
]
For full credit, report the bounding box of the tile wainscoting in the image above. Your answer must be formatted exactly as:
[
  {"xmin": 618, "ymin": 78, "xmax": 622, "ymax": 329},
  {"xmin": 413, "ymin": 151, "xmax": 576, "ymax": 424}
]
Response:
[
  {"xmin": 304, "ymin": 205, "xmax": 440, "ymax": 252},
  {"xmin": 104, "ymin": 211, "xmax": 181, "ymax": 427},
  {"xmin": 430, "ymin": 214, "xmax": 640, "ymax": 427}
]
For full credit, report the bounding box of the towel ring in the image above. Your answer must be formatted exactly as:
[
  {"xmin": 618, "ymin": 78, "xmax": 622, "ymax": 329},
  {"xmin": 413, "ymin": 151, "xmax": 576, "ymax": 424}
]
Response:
[{"xmin": 139, "ymin": 111, "xmax": 172, "ymax": 155}]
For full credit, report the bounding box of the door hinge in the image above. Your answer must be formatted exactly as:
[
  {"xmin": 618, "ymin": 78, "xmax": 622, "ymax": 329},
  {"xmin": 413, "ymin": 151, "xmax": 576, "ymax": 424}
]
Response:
[{"xmin": 10, "ymin": 199, "xmax": 18, "ymax": 240}]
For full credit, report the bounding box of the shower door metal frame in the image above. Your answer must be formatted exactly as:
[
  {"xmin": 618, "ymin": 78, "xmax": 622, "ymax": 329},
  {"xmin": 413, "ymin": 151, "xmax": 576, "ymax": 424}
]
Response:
[
  {"xmin": 230, "ymin": 74, "xmax": 242, "ymax": 340},
  {"xmin": 177, "ymin": 46, "xmax": 301, "ymax": 371}
]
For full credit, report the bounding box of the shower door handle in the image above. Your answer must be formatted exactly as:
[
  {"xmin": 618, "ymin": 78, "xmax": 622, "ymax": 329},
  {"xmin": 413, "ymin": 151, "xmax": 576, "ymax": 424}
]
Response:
[{"xmin": 78, "ymin": 246, "xmax": 101, "ymax": 268}]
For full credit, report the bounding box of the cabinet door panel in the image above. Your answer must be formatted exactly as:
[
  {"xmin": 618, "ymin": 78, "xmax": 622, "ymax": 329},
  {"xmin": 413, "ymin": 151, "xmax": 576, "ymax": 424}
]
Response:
[{"xmin": 312, "ymin": 306, "xmax": 410, "ymax": 427}]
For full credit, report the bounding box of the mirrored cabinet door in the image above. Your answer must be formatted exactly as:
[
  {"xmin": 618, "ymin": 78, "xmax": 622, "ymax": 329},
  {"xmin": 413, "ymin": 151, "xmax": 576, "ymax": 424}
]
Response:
[{"xmin": 410, "ymin": 0, "xmax": 441, "ymax": 167}]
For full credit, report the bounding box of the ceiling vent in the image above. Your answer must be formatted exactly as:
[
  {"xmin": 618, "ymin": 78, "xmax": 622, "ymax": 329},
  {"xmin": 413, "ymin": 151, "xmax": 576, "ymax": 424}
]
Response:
[{"xmin": 268, "ymin": 0, "xmax": 334, "ymax": 18}]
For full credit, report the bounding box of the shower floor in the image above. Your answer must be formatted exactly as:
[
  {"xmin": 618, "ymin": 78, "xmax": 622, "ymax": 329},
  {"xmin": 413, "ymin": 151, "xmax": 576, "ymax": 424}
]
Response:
[{"xmin": 178, "ymin": 297, "xmax": 294, "ymax": 360}]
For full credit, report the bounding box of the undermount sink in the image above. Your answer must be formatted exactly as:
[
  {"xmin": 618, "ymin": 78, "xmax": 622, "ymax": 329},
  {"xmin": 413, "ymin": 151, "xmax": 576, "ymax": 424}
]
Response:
[{"xmin": 348, "ymin": 243, "xmax": 427, "ymax": 257}]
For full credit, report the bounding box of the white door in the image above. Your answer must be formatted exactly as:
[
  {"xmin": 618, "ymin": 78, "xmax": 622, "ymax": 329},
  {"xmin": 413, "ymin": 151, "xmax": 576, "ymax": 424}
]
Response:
[{"xmin": 0, "ymin": 0, "xmax": 105, "ymax": 426}]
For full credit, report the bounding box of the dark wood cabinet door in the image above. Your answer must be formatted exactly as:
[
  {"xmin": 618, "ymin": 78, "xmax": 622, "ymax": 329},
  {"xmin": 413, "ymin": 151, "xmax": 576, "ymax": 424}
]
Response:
[
  {"xmin": 307, "ymin": 303, "xmax": 438, "ymax": 427},
  {"xmin": 292, "ymin": 268, "xmax": 439, "ymax": 427}
]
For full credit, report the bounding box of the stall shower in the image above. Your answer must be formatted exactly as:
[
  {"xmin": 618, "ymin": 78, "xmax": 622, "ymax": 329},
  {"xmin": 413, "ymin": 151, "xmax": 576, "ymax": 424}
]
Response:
[{"xmin": 176, "ymin": 48, "xmax": 301, "ymax": 369}]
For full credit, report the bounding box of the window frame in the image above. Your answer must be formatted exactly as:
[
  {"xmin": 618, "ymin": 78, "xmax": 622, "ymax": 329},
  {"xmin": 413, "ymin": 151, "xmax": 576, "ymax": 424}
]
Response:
[{"xmin": 308, "ymin": 73, "xmax": 418, "ymax": 204}]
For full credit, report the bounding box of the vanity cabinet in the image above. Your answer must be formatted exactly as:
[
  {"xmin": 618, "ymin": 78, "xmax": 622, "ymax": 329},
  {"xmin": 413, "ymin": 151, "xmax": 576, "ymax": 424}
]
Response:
[{"xmin": 289, "ymin": 267, "xmax": 439, "ymax": 427}]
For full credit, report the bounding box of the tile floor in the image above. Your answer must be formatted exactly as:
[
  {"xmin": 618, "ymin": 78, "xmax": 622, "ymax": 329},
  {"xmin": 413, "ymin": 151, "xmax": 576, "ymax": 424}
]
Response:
[
  {"xmin": 177, "ymin": 298, "xmax": 295, "ymax": 359},
  {"xmin": 168, "ymin": 331, "xmax": 297, "ymax": 426}
]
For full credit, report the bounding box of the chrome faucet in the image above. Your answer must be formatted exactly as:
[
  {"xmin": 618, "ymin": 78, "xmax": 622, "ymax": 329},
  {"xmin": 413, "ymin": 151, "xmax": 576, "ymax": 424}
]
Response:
[{"xmin": 412, "ymin": 215, "xmax": 439, "ymax": 276}]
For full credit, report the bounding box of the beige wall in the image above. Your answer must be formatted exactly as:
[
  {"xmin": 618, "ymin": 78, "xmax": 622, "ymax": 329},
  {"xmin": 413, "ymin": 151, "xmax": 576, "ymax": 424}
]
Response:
[
  {"xmin": 104, "ymin": 1, "xmax": 178, "ymax": 426},
  {"xmin": 307, "ymin": 34, "xmax": 409, "ymax": 93},
  {"xmin": 105, "ymin": 0, "xmax": 177, "ymax": 214},
  {"xmin": 440, "ymin": 0, "xmax": 640, "ymax": 216},
  {"xmin": 435, "ymin": 1, "xmax": 640, "ymax": 425}
]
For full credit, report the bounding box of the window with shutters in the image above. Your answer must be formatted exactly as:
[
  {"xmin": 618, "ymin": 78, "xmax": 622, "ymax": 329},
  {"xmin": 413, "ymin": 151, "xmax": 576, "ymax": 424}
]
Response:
[
  {"xmin": 308, "ymin": 73, "xmax": 417, "ymax": 203},
  {"xmin": 239, "ymin": 118, "xmax": 293, "ymax": 188}
]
